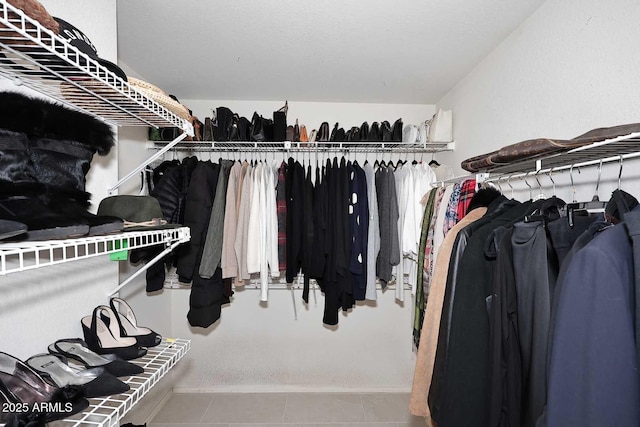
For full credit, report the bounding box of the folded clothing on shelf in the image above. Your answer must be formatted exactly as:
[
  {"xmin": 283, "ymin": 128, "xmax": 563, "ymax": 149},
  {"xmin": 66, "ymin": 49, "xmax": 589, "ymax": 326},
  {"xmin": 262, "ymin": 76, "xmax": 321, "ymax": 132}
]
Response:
[{"xmin": 460, "ymin": 122, "xmax": 640, "ymax": 172}]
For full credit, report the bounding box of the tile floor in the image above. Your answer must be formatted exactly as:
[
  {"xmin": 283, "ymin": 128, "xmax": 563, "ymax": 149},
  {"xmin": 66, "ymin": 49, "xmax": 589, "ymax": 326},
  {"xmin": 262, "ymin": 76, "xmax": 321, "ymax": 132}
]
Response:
[{"xmin": 150, "ymin": 392, "xmax": 425, "ymax": 426}]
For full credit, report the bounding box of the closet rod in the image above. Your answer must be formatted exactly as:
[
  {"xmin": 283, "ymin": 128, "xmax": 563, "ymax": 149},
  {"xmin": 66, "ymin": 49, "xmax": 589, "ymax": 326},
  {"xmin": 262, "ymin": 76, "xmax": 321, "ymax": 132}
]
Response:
[
  {"xmin": 431, "ymin": 174, "xmax": 477, "ymax": 188},
  {"xmin": 484, "ymin": 151, "xmax": 640, "ymax": 183},
  {"xmin": 163, "ymin": 282, "xmax": 413, "ymax": 291},
  {"xmin": 146, "ymin": 140, "xmax": 455, "ymax": 153},
  {"xmin": 108, "ymin": 131, "xmax": 189, "ymax": 195}
]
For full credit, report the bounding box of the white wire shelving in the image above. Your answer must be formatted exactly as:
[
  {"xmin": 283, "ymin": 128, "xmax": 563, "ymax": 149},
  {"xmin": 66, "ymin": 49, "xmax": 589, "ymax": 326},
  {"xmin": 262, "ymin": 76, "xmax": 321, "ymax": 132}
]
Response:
[
  {"xmin": 477, "ymin": 132, "xmax": 640, "ymax": 176},
  {"xmin": 53, "ymin": 338, "xmax": 190, "ymax": 427},
  {"xmin": 147, "ymin": 139, "xmax": 455, "ymax": 154},
  {"xmin": 0, "ymin": 0, "xmax": 191, "ymax": 133},
  {"xmin": 0, "ymin": 227, "xmax": 190, "ymax": 276}
]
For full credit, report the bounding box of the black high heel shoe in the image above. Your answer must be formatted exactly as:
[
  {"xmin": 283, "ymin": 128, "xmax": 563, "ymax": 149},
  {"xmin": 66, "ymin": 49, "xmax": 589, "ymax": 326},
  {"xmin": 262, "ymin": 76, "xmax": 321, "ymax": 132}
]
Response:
[
  {"xmin": 48, "ymin": 338, "xmax": 144, "ymax": 377},
  {"xmin": 81, "ymin": 306, "xmax": 147, "ymax": 360},
  {"xmin": 26, "ymin": 354, "xmax": 129, "ymax": 398},
  {"xmin": 0, "ymin": 352, "xmax": 89, "ymax": 424},
  {"xmin": 110, "ymin": 298, "xmax": 162, "ymax": 348}
]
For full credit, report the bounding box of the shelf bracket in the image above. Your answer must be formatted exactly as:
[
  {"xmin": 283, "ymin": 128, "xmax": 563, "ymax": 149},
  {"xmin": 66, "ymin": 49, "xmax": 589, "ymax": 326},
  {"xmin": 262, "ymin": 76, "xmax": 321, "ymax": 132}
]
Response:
[
  {"xmin": 108, "ymin": 131, "xmax": 188, "ymax": 195},
  {"xmin": 108, "ymin": 238, "xmax": 184, "ymax": 296}
]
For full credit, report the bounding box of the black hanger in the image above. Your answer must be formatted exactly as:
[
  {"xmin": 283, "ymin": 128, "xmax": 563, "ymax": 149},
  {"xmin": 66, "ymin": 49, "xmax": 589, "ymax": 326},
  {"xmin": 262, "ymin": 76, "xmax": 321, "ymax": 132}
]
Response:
[
  {"xmin": 604, "ymin": 156, "xmax": 638, "ymax": 223},
  {"xmin": 566, "ymin": 161, "xmax": 607, "ymax": 227},
  {"xmin": 428, "ymin": 151, "xmax": 440, "ymax": 166}
]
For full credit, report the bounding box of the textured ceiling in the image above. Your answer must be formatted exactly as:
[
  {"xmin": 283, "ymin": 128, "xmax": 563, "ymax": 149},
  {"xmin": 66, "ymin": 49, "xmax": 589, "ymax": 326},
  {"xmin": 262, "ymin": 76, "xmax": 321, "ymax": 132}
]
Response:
[{"xmin": 116, "ymin": 0, "xmax": 545, "ymax": 104}]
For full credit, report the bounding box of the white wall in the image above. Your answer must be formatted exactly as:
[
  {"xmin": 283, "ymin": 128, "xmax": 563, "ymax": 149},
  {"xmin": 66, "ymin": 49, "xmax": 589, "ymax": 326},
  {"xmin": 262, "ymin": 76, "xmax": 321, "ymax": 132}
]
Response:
[{"xmin": 435, "ymin": 0, "xmax": 640, "ymax": 201}]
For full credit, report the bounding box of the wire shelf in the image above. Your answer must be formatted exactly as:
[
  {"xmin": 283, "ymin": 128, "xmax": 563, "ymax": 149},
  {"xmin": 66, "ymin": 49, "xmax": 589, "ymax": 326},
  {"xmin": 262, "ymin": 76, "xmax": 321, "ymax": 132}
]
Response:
[
  {"xmin": 0, "ymin": 227, "xmax": 191, "ymax": 276},
  {"xmin": 0, "ymin": 0, "xmax": 191, "ymax": 132},
  {"xmin": 479, "ymin": 132, "xmax": 640, "ymax": 175},
  {"xmin": 146, "ymin": 140, "xmax": 455, "ymax": 153},
  {"xmin": 52, "ymin": 338, "xmax": 190, "ymax": 427}
]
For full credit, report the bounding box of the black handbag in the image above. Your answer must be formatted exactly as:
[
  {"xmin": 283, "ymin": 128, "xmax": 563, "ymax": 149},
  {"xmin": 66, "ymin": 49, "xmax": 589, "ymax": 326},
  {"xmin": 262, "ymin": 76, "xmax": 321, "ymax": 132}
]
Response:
[
  {"xmin": 251, "ymin": 112, "xmax": 274, "ymax": 142},
  {"xmin": 273, "ymin": 111, "xmax": 287, "ymax": 141},
  {"xmin": 359, "ymin": 121, "xmax": 370, "ymax": 141},
  {"xmin": 229, "ymin": 114, "xmax": 240, "ymax": 141},
  {"xmin": 159, "ymin": 127, "xmax": 180, "ymax": 141},
  {"xmin": 215, "ymin": 106, "xmax": 234, "ymax": 141},
  {"xmin": 251, "ymin": 112, "xmax": 265, "ymax": 141},
  {"xmin": 238, "ymin": 116, "xmax": 251, "ymax": 141},
  {"xmin": 381, "ymin": 121, "xmax": 392, "ymax": 141},
  {"xmin": 347, "ymin": 126, "xmax": 360, "ymax": 144},
  {"xmin": 368, "ymin": 122, "xmax": 382, "ymax": 141},
  {"xmin": 391, "ymin": 118, "xmax": 403, "ymax": 142}
]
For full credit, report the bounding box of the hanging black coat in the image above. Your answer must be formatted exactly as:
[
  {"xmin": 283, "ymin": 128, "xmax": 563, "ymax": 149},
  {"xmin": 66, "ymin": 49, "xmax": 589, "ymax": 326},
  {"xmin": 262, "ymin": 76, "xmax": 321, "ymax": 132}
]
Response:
[
  {"xmin": 285, "ymin": 158, "xmax": 305, "ymax": 283},
  {"xmin": 176, "ymin": 161, "xmax": 220, "ymax": 283},
  {"xmin": 302, "ymin": 164, "xmax": 315, "ymax": 302},
  {"xmin": 349, "ymin": 161, "xmax": 369, "ymax": 301},
  {"xmin": 321, "ymin": 157, "xmax": 354, "ymax": 325},
  {"xmin": 429, "ymin": 196, "xmax": 516, "ymax": 420},
  {"xmin": 433, "ymin": 200, "xmax": 533, "ymax": 427}
]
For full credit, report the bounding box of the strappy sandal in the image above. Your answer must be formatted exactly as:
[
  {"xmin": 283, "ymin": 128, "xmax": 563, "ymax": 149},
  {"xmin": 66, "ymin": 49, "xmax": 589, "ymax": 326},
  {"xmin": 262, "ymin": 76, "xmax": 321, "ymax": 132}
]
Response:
[
  {"xmin": 110, "ymin": 298, "xmax": 162, "ymax": 348},
  {"xmin": 81, "ymin": 306, "xmax": 147, "ymax": 360}
]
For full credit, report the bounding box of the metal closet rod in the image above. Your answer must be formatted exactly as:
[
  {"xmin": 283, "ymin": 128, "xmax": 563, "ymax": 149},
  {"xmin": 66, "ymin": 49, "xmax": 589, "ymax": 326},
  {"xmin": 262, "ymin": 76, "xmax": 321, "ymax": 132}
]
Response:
[
  {"xmin": 431, "ymin": 174, "xmax": 476, "ymax": 187},
  {"xmin": 148, "ymin": 147, "xmax": 448, "ymax": 154},
  {"xmin": 146, "ymin": 140, "xmax": 454, "ymax": 153},
  {"xmin": 483, "ymin": 151, "xmax": 640, "ymax": 183},
  {"xmin": 165, "ymin": 280, "xmax": 412, "ymax": 291}
]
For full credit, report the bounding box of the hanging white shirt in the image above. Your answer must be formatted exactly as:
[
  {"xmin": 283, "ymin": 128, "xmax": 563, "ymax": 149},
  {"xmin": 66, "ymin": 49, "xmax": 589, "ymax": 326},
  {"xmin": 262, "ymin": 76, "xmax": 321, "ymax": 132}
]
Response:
[{"xmin": 247, "ymin": 163, "xmax": 262, "ymax": 275}]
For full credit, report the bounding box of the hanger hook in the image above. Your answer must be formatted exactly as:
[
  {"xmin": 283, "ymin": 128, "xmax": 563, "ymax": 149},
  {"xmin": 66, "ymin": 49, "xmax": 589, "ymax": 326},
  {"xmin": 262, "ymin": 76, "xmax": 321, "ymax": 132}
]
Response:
[
  {"xmin": 594, "ymin": 159, "xmax": 603, "ymax": 199},
  {"xmin": 507, "ymin": 175, "xmax": 514, "ymax": 198},
  {"xmin": 547, "ymin": 168, "xmax": 556, "ymax": 196},
  {"xmin": 524, "ymin": 171, "xmax": 533, "ymax": 200},
  {"xmin": 570, "ymin": 164, "xmax": 577, "ymax": 202},
  {"xmin": 618, "ymin": 154, "xmax": 624, "ymax": 189},
  {"xmin": 535, "ymin": 170, "xmax": 543, "ymax": 197}
]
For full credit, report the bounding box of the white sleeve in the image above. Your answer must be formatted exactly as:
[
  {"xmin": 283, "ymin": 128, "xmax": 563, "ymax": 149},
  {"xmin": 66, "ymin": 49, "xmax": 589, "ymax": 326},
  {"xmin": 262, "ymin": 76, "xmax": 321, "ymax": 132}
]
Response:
[
  {"xmin": 258, "ymin": 164, "xmax": 269, "ymax": 301},
  {"xmin": 246, "ymin": 165, "xmax": 261, "ymax": 274},
  {"xmin": 267, "ymin": 163, "xmax": 280, "ymax": 278}
]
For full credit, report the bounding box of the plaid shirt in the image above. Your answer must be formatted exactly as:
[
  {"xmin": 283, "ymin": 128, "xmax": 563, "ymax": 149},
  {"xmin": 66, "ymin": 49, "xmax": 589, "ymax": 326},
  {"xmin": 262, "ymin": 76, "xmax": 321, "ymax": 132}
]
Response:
[
  {"xmin": 423, "ymin": 187, "xmax": 446, "ymax": 296},
  {"xmin": 456, "ymin": 178, "xmax": 477, "ymax": 221},
  {"xmin": 277, "ymin": 162, "xmax": 287, "ymax": 273},
  {"xmin": 443, "ymin": 183, "xmax": 461, "ymax": 237},
  {"xmin": 414, "ymin": 188, "xmax": 438, "ymax": 349}
]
